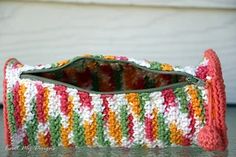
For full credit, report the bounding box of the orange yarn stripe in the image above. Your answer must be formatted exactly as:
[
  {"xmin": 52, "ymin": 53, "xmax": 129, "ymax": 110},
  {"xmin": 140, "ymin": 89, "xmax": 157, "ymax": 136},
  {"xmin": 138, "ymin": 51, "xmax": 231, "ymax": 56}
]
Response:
[
  {"xmin": 61, "ymin": 96, "xmax": 74, "ymax": 147},
  {"xmin": 126, "ymin": 93, "xmax": 141, "ymax": 117},
  {"xmin": 43, "ymin": 88, "xmax": 49, "ymax": 121},
  {"xmin": 68, "ymin": 96, "xmax": 74, "ymax": 141},
  {"xmin": 60, "ymin": 127, "xmax": 70, "ymax": 147},
  {"xmin": 104, "ymin": 55, "xmax": 116, "ymax": 60},
  {"xmin": 38, "ymin": 133, "xmax": 48, "ymax": 147},
  {"xmin": 169, "ymin": 123, "xmax": 184, "ymax": 145},
  {"xmin": 107, "ymin": 110, "xmax": 122, "ymax": 145},
  {"xmin": 19, "ymin": 84, "xmax": 26, "ymax": 126},
  {"xmin": 187, "ymin": 85, "xmax": 204, "ymax": 121},
  {"xmin": 57, "ymin": 59, "xmax": 69, "ymax": 67},
  {"xmin": 152, "ymin": 108, "xmax": 158, "ymax": 140},
  {"xmin": 38, "ymin": 87, "xmax": 50, "ymax": 147},
  {"xmin": 161, "ymin": 63, "xmax": 173, "ymax": 71},
  {"xmin": 84, "ymin": 113, "xmax": 97, "ymax": 146}
]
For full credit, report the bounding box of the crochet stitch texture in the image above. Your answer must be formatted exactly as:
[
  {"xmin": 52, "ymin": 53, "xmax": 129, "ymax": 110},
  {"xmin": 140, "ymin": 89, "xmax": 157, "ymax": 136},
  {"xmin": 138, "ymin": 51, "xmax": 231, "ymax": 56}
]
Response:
[{"xmin": 3, "ymin": 49, "xmax": 227, "ymax": 151}]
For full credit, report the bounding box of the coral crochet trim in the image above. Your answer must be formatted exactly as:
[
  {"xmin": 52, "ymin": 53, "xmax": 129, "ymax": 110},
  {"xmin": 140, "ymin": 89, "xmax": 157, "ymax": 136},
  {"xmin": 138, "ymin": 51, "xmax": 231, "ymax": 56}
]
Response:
[{"xmin": 197, "ymin": 49, "xmax": 228, "ymax": 151}]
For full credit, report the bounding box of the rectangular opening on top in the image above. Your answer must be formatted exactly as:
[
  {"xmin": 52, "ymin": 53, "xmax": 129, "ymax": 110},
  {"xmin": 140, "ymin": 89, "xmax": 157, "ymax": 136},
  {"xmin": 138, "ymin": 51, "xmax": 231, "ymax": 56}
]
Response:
[{"xmin": 21, "ymin": 58, "xmax": 188, "ymax": 92}]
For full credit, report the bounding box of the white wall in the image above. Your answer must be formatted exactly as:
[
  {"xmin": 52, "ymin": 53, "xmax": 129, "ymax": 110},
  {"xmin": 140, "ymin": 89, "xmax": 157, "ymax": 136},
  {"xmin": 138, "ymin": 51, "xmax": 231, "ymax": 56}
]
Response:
[{"xmin": 0, "ymin": 0, "xmax": 236, "ymax": 103}]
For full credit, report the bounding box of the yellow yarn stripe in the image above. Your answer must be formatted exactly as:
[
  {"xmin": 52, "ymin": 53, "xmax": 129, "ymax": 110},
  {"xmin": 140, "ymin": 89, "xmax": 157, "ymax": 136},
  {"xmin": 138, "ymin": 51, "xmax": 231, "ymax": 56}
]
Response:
[
  {"xmin": 169, "ymin": 123, "xmax": 184, "ymax": 145},
  {"xmin": 84, "ymin": 113, "xmax": 97, "ymax": 146},
  {"xmin": 104, "ymin": 55, "xmax": 116, "ymax": 60},
  {"xmin": 57, "ymin": 59, "xmax": 69, "ymax": 67},
  {"xmin": 19, "ymin": 84, "xmax": 26, "ymax": 126},
  {"xmin": 107, "ymin": 110, "xmax": 122, "ymax": 146},
  {"xmin": 68, "ymin": 96, "xmax": 74, "ymax": 146},
  {"xmin": 43, "ymin": 87, "xmax": 49, "ymax": 121},
  {"xmin": 38, "ymin": 133, "xmax": 47, "ymax": 147},
  {"xmin": 126, "ymin": 93, "xmax": 141, "ymax": 117},
  {"xmin": 37, "ymin": 87, "xmax": 50, "ymax": 147},
  {"xmin": 152, "ymin": 108, "xmax": 158, "ymax": 140},
  {"xmin": 61, "ymin": 127, "xmax": 70, "ymax": 147},
  {"xmin": 187, "ymin": 85, "xmax": 204, "ymax": 121},
  {"xmin": 161, "ymin": 63, "xmax": 173, "ymax": 71}
]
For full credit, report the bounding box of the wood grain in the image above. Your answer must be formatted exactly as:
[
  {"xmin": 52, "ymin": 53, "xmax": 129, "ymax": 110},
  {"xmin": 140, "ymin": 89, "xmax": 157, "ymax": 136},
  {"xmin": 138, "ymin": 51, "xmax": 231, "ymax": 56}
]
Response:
[{"xmin": 0, "ymin": 1, "xmax": 236, "ymax": 103}]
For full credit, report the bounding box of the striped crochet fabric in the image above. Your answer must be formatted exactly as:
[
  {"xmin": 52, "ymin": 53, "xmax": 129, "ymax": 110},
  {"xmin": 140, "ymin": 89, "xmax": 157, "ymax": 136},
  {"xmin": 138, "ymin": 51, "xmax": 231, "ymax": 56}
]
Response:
[{"xmin": 3, "ymin": 49, "xmax": 227, "ymax": 151}]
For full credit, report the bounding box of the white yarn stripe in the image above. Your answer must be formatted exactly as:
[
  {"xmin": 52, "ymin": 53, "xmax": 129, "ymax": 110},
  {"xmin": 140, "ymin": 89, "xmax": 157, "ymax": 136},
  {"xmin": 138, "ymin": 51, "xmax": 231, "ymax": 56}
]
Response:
[
  {"xmin": 20, "ymin": 80, "xmax": 37, "ymax": 145},
  {"xmin": 125, "ymin": 94, "xmax": 145, "ymax": 147},
  {"xmin": 165, "ymin": 99, "xmax": 191, "ymax": 136},
  {"xmin": 90, "ymin": 93, "xmax": 103, "ymax": 147},
  {"xmin": 11, "ymin": 128, "xmax": 24, "ymax": 148},
  {"xmin": 71, "ymin": 90, "xmax": 82, "ymax": 114},
  {"xmin": 174, "ymin": 66, "xmax": 196, "ymax": 76},
  {"xmin": 46, "ymin": 83, "xmax": 62, "ymax": 146},
  {"xmin": 22, "ymin": 80, "xmax": 37, "ymax": 123},
  {"xmin": 128, "ymin": 58, "xmax": 151, "ymax": 68},
  {"xmin": 66, "ymin": 88, "xmax": 80, "ymax": 145},
  {"xmin": 37, "ymin": 122, "xmax": 49, "ymax": 136},
  {"xmin": 149, "ymin": 92, "xmax": 165, "ymax": 148},
  {"xmin": 78, "ymin": 93, "xmax": 93, "ymax": 125},
  {"xmin": 105, "ymin": 95, "xmax": 121, "ymax": 147},
  {"xmin": 47, "ymin": 84, "xmax": 60, "ymax": 119}
]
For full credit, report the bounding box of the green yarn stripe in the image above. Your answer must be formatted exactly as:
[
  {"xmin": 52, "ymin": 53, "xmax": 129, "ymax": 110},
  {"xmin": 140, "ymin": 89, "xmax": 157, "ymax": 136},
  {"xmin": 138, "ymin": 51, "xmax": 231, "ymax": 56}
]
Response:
[
  {"xmin": 139, "ymin": 93, "xmax": 150, "ymax": 122},
  {"xmin": 158, "ymin": 113, "xmax": 171, "ymax": 145},
  {"xmin": 8, "ymin": 91, "xmax": 23, "ymax": 148},
  {"xmin": 7, "ymin": 92, "xmax": 17, "ymax": 134},
  {"xmin": 150, "ymin": 62, "xmax": 162, "ymax": 70},
  {"xmin": 73, "ymin": 111, "xmax": 86, "ymax": 147},
  {"xmin": 49, "ymin": 116, "xmax": 62, "ymax": 146},
  {"xmin": 93, "ymin": 55, "xmax": 103, "ymax": 59},
  {"xmin": 120, "ymin": 104, "xmax": 129, "ymax": 138},
  {"xmin": 96, "ymin": 113, "xmax": 106, "ymax": 146},
  {"xmin": 174, "ymin": 87, "xmax": 188, "ymax": 113},
  {"xmin": 196, "ymin": 87, "xmax": 205, "ymax": 123},
  {"xmin": 25, "ymin": 98, "xmax": 38, "ymax": 145}
]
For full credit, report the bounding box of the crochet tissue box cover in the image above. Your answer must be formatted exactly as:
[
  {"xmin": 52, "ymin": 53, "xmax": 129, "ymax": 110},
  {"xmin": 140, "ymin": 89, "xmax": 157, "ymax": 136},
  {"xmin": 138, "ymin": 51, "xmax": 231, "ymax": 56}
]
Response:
[{"xmin": 3, "ymin": 49, "xmax": 227, "ymax": 151}]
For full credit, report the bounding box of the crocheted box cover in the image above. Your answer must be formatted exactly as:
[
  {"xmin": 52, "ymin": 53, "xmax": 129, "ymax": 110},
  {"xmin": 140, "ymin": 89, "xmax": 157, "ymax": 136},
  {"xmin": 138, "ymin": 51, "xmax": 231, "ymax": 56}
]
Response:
[{"xmin": 3, "ymin": 49, "xmax": 227, "ymax": 151}]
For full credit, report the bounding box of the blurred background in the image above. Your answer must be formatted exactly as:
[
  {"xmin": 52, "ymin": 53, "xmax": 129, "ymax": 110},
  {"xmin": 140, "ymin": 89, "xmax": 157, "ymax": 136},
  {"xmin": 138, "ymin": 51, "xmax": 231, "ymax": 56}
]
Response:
[{"xmin": 0, "ymin": 0, "xmax": 236, "ymax": 105}]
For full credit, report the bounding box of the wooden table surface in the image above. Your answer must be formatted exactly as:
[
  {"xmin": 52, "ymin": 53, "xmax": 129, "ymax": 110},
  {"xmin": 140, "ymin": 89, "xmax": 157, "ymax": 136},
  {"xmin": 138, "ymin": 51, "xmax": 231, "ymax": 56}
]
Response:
[{"xmin": 0, "ymin": 107, "xmax": 235, "ymax": 157}]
